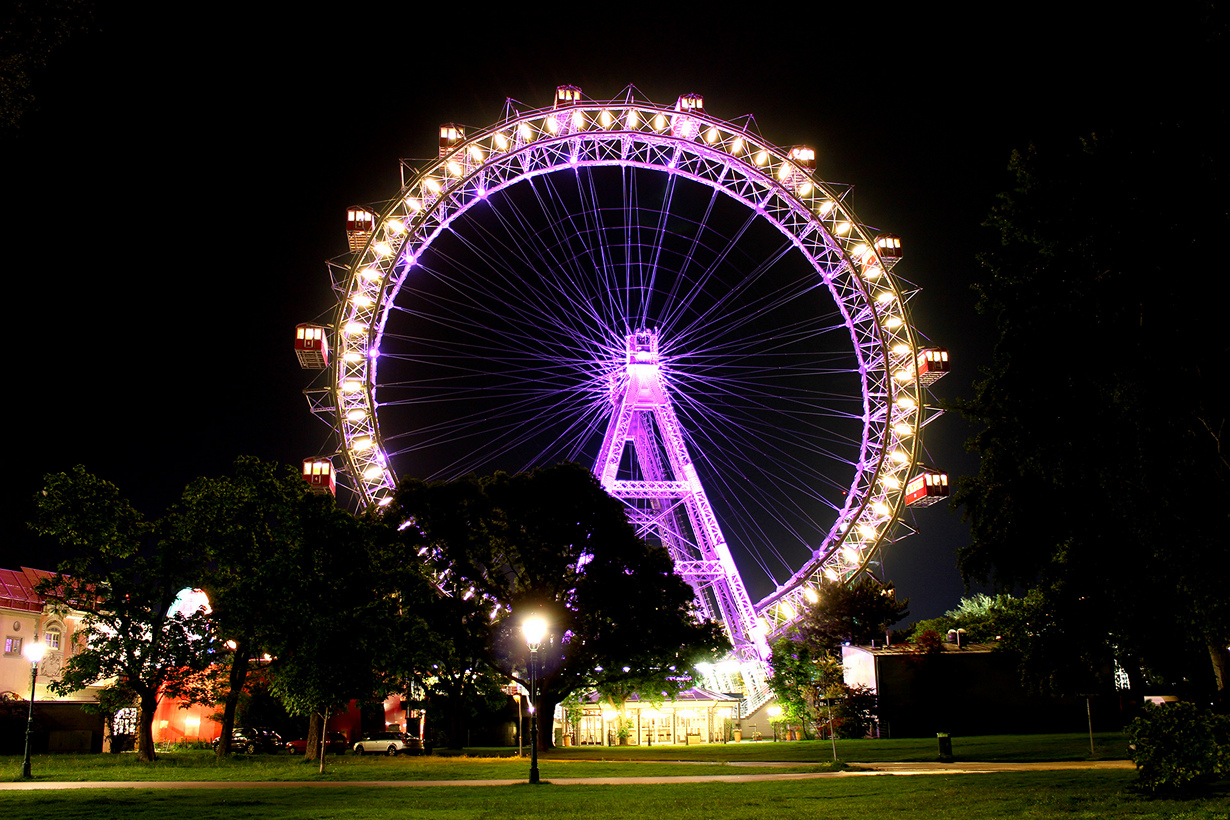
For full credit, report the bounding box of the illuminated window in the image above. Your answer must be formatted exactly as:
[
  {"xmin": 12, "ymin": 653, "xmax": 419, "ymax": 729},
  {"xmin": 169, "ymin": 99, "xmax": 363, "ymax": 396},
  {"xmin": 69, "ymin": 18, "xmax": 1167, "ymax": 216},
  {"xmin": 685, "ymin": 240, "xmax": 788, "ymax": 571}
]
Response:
[
  {"xmin": 4, "ymin": 636, "xmax": 21, "ymax": 655},
  {"xmin": 115, "ymin": 708, "xmax": 138, "ymax": 736},
  {"xmin": 45, "ymin": 628, "xmax": 62, "ymax": 651}
]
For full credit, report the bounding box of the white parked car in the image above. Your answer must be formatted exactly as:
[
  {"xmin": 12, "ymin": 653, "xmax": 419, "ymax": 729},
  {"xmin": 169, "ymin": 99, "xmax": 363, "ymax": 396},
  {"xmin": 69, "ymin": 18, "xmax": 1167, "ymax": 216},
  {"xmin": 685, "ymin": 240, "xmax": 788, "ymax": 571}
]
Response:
[{"xmin": 353, "ymin": 731, "xmax": 412, "ymax": 756}]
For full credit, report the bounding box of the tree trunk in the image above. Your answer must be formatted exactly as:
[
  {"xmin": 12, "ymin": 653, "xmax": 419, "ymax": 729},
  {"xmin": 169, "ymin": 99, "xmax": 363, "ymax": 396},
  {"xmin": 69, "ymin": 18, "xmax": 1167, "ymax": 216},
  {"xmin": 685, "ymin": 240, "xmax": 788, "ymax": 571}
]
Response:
[
  {"xmin": 136, "ymin": 689, "xmax": 159, "ymax": 762},
  {"xmin": 102, "ymin": 714, "xmax": 117, "ymax": 753},
  {"xmin": 215, "ymin": 642, "xmax": 251, "ymax": 757},
  {"xmin": 444, "ymin": 680, "xmax": 465, "ymax": 749},
  {"xmin": 535, "ymin": 693, "xmax": 558, "ymax": 751},
  {"xmin": 318, "ymin": 710, "xmax": 331, "ymax": 775},
  {"xmin": 448, "ymin": 704, "xmax": 463, "ymax": 749},
  {"xmin": 1209, "ymin": 641, "xmax": 1230, "ymax": 699},
  {"xmin": 305, "ymin": 710, "xmax": 324, "ymax": 761}
]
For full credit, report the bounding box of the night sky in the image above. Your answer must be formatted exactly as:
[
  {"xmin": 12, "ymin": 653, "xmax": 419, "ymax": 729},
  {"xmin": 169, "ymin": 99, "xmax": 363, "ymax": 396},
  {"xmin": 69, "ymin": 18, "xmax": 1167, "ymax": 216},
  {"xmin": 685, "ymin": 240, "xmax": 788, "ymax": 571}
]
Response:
[{"xmin": 1, "ymin": 3, "xmax": 1212, "ymax": 620}]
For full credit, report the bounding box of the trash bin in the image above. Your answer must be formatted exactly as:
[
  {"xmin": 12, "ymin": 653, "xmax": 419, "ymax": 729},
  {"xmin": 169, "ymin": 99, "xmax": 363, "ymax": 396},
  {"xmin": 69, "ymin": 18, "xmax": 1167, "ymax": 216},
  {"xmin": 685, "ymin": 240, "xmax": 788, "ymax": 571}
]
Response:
[{"xmin": 936, "ymin": 733, "xmax": 953, "ymax": 763}]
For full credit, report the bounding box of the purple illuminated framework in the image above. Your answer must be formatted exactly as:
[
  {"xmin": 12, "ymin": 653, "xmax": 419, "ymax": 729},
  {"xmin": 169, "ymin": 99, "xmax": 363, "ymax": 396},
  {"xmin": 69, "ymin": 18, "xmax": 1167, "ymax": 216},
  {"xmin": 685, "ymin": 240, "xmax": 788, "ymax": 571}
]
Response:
[
  {"xmin": 596, "ymin": 328, "xmax": 766, "ymax": 665},
  {"xmin": 318, "ymin": 88, "xmax": 943, "ymax": 688}
]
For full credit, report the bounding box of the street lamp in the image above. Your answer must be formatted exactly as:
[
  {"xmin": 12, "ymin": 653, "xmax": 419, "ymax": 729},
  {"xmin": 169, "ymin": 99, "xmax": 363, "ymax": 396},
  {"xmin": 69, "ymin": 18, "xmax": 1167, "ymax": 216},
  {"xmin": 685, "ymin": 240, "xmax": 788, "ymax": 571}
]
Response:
[
  {"xmin": 21, "ymin": 637, "xmax": 47, "ymax": 779},
  {"xmin": 512, "ymin": 688, "xmax": 523, "ymax": 758},
  {"xmin": 522, "ymin": 616, "xmax": 547, "ymax": 785}
]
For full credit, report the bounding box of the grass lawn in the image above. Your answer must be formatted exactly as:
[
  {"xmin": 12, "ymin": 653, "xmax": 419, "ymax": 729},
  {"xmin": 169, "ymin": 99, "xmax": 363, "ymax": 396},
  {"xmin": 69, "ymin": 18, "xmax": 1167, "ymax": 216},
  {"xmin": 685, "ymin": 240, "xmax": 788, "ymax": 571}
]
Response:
[
  {"xmin": 3, "ymin": 772, "xmax": 1230, "ymax": 820},
  {"xmin": 0, "ymin": 732, "xmax": 1129, "ymax": 783},
  {"xmin": 0, "ymin": 751, "xmax": 840, "ymax": 782},
  {"xmin": 544, "ymin": 732, "xmax": 1131, "ymax": 763}
]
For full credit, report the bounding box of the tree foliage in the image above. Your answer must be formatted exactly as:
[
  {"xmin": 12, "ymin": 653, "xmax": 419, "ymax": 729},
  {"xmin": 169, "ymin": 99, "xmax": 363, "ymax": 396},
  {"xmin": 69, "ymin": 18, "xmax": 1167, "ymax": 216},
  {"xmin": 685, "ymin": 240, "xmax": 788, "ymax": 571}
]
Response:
[
  {"xmin": 177, "ymin": 456, "xmax": 314, "ymax": 755},
  {"xmin": 0, "ymin": 0, "xmax": 94, "ymax": 132},
  {"xmin": 954, "ymin": 123, "xmax": 1230, "ymax": 699},
  {"xmin": 1128, "ymin": 702, "xmax": 1230, "ymax": 793},
  {"xmin": 32, "ymin": 466, "xmax": 215, "ymax": 762},
  {"xmin": 180, "ymin": 456, "xmax": 431, "ymax": 762},
  {"xmin": 910, "ymin": 593, "xmax": 1018, "ymax": 644},
  {"xmin": 767, "ymin": 635, "xmax": 841, "ymax": 736},
  {"xmin": 767, "ymin": 577, "xmax": 907, "ymax": 739},
  {"xmin": 793, "ymin": 577, "xmax": 909, "ymax": 655},
  {"xmin": 392, "ymin": 577, "xmax": 505, "ymax": 750},
  {"xmin": 264, "ymin": 496, "xmax": 415, "ymax": 768},
  {"xmin": 387, "ymin": 462, "xmax": 728, "ymax": 749}
]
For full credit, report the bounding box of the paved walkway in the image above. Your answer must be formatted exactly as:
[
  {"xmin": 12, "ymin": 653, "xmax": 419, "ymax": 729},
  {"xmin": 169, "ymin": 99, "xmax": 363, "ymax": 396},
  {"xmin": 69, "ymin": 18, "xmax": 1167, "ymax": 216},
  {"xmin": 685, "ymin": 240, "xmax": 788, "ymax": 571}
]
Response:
[{"xmin": 0, "ymin": 760, "xmax": 1134, "ymax": 790}]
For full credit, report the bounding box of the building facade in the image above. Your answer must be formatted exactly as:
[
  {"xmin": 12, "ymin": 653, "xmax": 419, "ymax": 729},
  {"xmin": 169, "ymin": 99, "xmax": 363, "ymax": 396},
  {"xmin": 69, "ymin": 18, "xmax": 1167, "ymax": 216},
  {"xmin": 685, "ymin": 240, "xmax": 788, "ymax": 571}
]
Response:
[
  {"xmin": 567, "ymin": 687, "xmax": 739, "ymax": 746},
  {"xmin": 842, "ymin": 641, "xmax": 1093, "ymax": 737},
  {"xmin": 1, "ymin": 566, "xmax": 105, "ymax": 752}
]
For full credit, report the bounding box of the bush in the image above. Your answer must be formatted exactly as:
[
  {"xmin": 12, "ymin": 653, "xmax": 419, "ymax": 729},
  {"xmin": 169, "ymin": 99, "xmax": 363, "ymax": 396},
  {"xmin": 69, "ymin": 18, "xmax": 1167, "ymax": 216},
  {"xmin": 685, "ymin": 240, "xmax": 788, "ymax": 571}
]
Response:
[
  {"xmin": 1127, "ymin": 702, "xmax": 1230, "ymax": 793},
  {"xmin": 832, "ymin": 685, "xmax": 878, "ymax": 739}
]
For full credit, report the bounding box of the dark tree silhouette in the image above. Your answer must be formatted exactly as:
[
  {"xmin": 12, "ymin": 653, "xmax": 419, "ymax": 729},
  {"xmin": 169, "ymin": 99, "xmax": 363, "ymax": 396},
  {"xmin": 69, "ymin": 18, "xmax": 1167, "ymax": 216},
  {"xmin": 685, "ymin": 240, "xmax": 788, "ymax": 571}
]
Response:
[{"xmin": 387, "ymin": 463, "xmax": 728, "ymax": 750}]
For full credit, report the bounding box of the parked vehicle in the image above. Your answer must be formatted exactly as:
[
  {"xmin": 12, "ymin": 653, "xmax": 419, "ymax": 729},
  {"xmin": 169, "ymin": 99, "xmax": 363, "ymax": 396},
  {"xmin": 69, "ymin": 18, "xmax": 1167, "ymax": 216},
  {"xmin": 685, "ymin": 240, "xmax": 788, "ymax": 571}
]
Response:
[
  {"xmin": 352, "ymin": 731, "xmax": 413, "ymax": 756},
  {"xmin": 212, "ymin": 727, "xmax": 284, "ymax": 754},
  {"xmin": 285, "ymin": 732, "xmax": 349, "ymax": 755}
]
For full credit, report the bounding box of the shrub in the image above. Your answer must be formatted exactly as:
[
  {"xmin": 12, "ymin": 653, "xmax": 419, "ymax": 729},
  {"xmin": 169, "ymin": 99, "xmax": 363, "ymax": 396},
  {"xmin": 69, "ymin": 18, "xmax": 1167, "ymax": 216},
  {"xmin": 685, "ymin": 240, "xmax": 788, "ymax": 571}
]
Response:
[
  {"xmin": 832, "ymin": 685, "xmax": 878, "ymax": 739},
  {"xmin": 1127, "ymin": 702, "xmax": 1230, "ymax": 793}
]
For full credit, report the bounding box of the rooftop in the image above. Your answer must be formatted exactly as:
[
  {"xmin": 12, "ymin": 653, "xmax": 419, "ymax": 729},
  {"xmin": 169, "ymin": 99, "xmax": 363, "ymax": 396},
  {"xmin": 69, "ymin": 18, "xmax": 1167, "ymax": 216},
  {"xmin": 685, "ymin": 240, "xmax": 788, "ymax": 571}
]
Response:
[
  {"xmin": 0, "ymin": 566, "xmax": 53, "ymax": 613},
  {"xmin": 844, "ymin": 641, "xmax": 998, "ymax": 656}
]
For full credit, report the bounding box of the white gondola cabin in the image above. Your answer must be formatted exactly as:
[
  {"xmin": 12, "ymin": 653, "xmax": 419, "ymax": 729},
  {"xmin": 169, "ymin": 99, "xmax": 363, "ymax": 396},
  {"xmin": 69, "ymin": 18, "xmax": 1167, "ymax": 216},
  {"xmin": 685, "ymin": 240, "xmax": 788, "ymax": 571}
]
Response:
[
  {"xmin": 302, "ymin": 458, "xmax": 336, "ymax": 496},
  {"xmin": 346, "ymin": 208, "xmax": 375, "ymax": 253},
  {"xmin": 916, "ymin": 348, "xmax": 950, "ymax": 386},
  {"xmin": 294, "ymin": 324, "xmax": 329, "ymax": 369},
  {"xmin": 788, "ymin": 146, "xmax": 816, "ymax": 171},
  {"xmin": 672, "ymin": 94, "xmax": 705, "ymax": 140},
  {"xmin": 905, "ymin": 470, "xmax": 949, "ymax": 507}
]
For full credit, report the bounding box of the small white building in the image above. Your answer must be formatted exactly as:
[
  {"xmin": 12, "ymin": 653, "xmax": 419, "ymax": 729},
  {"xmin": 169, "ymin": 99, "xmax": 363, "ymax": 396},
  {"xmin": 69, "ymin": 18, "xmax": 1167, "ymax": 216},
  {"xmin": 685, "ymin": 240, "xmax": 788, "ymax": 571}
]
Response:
[{"xmin": 566, "ymin": 687, "xmax": 739, "ymax": 746}]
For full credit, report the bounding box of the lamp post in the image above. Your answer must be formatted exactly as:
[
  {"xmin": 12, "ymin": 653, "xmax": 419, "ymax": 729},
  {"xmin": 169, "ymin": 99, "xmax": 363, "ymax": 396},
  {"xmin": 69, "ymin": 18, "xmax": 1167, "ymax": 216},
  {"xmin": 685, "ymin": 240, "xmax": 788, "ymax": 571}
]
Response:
[
  {"xmin": 820, "ymin": 694, "xmax": 838, "ymax": 762},
  {"xmin": 522, "ymin": 616, "xmax": 547, "ymax": 785},
  {"xmin": 21, "ymin": 637, "xmax": 47, "ymax": 779},
  {"xmin": 513, "ymin": 691, "xmax": 522, "ymax": 758}
]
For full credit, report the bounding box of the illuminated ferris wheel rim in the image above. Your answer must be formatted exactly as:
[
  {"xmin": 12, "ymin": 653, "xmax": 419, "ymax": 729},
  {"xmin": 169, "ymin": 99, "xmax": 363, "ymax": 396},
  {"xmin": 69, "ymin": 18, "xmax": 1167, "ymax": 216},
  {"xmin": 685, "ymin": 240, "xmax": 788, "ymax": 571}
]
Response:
[{"xmin": 329, "ymin": 88, "xmax": 930, "ymax": 637}]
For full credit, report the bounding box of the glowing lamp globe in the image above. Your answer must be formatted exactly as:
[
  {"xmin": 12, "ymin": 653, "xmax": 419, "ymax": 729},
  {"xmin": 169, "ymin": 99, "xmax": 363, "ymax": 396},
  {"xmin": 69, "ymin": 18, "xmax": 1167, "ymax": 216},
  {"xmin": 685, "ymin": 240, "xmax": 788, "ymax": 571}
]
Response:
[
  {"xmin": 522, "ymin": 616, "xmax": 547, "ymax": 650},
  {"xmin": 22, "ymin": 640, "xmax": 46, "ymax": 665}
]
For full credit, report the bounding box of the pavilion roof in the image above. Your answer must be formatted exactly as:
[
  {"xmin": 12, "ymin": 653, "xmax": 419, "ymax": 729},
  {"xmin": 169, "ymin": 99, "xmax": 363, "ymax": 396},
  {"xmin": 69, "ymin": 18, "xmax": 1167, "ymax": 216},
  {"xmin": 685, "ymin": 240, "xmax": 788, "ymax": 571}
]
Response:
[
  {"xmin": 584, "ymin": 686, "xmax": 739, "ymax": 706},
  {"xmin": 0, "ymin": 566, "xmax": 53, "ymax": 613}
]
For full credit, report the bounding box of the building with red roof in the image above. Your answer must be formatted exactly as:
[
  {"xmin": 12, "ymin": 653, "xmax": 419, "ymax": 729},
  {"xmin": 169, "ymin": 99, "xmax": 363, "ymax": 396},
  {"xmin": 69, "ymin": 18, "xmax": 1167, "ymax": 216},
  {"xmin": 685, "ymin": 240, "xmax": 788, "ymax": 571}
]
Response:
[{"xmin": 2, "ymin": 566, "xmax": 107, "ymax": 752}]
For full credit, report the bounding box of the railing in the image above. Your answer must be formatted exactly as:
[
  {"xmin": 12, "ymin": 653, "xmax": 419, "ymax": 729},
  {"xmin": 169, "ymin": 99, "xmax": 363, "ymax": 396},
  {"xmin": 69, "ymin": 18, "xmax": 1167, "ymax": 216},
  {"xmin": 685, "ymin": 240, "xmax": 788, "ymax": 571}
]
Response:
[{"xmin": 740, "ymin": 682, "xmax": 774, "ymax": 718}]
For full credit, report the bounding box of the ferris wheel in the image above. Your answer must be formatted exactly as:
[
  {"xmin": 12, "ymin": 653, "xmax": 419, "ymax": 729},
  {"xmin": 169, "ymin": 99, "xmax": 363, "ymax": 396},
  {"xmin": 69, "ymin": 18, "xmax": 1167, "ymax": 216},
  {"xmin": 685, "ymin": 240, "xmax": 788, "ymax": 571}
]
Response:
[{"xmin": 296, "ymin": 86, "xmax": 949, "ymax": 678}]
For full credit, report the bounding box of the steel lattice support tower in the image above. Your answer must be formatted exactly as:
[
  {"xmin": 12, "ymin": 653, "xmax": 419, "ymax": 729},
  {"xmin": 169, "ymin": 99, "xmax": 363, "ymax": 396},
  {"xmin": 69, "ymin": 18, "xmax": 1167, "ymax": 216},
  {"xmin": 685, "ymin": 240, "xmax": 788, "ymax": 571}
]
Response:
[{"xmin": 595, "ymin": 329, "xmax": 769, "ymax": 667}]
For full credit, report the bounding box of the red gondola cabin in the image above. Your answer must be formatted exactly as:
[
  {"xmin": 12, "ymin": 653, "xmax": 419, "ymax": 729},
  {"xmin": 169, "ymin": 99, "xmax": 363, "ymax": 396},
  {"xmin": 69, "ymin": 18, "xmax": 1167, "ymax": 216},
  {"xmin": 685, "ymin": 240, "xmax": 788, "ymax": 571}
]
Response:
[
  {"xmin": 916, "ymin": 348, "xmax": 949, "ymax": 386},
  {"xmin": 346, "ymin": 208, "xmax": 375, "ymax": 253},
  {"xmin": 875, "ymin": 234, "xmax": 902, "ymax": 267},
  {"xmin": 904, "ymin": 470, "xmax": 949, "ymax": 507},
  {"xmin": 439, "ymin": 124, "xmax": 465, "ymax": 158},
  {"xmin": 302, "ymin": 458, "xmax": 336, "ymax": 496},
  {"xmin": 554, "ymin": 86, "xmax": 582, "ymax": 107},
  {"xmin": 295, "ymin": 324, "xmax": 329, "ymax": 369}
]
